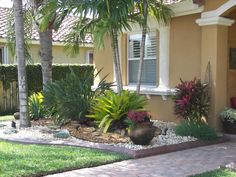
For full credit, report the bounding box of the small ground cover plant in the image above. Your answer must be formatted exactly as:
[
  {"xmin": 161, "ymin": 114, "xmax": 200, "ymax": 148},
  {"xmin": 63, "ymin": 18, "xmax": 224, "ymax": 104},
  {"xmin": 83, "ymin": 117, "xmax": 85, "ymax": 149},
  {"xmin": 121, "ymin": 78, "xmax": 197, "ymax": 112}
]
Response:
[
  {"xmin": 87, "ymin": 90, "xmax": 147, "ymax": 133},
  {"xmin": 0, "ymin": 141, "xmax": 129, "ymax": 177},
  {"xmin": 173, "ymin": 78, "xmax": 217, "ymax": 140},
  {"xmin": 175, "ymin": 120, "xmax": 218, "ymax": 140}
]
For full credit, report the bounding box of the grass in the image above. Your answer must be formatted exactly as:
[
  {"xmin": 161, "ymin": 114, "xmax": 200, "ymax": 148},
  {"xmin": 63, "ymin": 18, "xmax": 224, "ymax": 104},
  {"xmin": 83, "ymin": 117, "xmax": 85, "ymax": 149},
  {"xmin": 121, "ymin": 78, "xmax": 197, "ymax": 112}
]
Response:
[
  {"xmin": 191, "ymin": 168, "xmax": 236, "ymax": 177},
  {"xmin": 0, "ymin": 115, "xmax": 14, "ymax": 122},
  {"xmin": 0, "ymin": 141, "xmax": 129, "ymax": 177}
]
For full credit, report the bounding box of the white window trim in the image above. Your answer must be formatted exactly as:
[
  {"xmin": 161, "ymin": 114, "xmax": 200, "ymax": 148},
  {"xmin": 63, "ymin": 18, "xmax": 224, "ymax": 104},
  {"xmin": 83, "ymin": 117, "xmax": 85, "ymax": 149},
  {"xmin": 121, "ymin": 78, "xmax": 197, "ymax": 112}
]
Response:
[
  {"xmin": 127, "ymin": 31, "xmax": 157, "ymax": 86},
  {"xmin": 86, "ymin": 50, "xmax": 94, "ymax": 64},
  {"xmin": 124, "ymin": 25, "xmax": 171, "ymax": 95}
]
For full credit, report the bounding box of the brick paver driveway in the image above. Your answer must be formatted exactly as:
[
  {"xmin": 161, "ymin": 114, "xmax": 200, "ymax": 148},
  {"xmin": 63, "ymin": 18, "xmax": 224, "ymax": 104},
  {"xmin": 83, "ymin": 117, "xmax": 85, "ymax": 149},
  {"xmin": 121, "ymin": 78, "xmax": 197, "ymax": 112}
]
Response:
[{"xmin": 46, "ymin": 141, "xmax": 236, "ymax": 177}]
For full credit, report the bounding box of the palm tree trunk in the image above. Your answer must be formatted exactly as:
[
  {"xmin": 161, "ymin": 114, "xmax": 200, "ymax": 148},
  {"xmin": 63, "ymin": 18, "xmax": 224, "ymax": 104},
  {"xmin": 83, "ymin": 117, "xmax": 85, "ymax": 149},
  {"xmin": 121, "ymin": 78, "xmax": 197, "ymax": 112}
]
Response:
[
  {"xmin": 136, "ymin": 0, "xmax": 148, "ymax": 94},
  {"xmin": 111, "ymin": 29, "xmax": 123, "ymax": 94},
  {"xmin": 39, "ymin": 29, "xmax": 53, "ymax": 89},
  {"xmin": 13, "ymin": 0, "xmax": 31, "ymax": 128}
]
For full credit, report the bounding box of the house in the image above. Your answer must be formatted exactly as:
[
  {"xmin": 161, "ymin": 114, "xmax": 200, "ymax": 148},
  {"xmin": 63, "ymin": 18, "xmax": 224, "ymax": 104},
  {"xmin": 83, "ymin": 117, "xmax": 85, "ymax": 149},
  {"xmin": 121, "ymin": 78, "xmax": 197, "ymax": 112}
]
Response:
[
  {"xmin": 0, "ymin": 7, "xmax": 94, "ymax": 65},
  {"xmin": 94, "ymin": 0, "xmax": 236, "ymax": 129}
]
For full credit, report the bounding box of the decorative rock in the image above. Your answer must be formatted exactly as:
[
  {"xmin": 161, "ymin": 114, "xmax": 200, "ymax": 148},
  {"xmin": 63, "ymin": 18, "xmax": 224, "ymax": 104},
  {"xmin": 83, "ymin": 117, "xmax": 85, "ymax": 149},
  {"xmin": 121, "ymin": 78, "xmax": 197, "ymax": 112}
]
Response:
[
  {"xmin": 3, "ymin": 128, "xmax": 18, "ymax": 135},
  {"xmin": 0, "ymin": 124, "xmax": 6, "ymax": 128},
  {"xmin": 13, "ymin": 112, "xmax": 20, "ymax": 120},
  {"xmin": 48, "ymin": 125, "xmax": 60, "ymax": 130},
  {"xmin": 53, "ymin": 129, "xmax": 70, "ymax": 139},
  {"xmin": 225, "ymin": 162, "xmax": 236, "ymax": 171}
]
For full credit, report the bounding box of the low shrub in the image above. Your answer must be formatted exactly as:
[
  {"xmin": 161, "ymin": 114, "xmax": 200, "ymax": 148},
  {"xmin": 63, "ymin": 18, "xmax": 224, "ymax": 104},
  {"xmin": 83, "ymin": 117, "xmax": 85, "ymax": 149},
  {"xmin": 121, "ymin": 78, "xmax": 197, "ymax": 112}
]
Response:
[
  {"xmin": 87, "ymin": 90, "xmax": 147, "ymax": 133},
  {"xmin": 219, "ymin": 108, "xmax": 236, "ymax": 123},
  {"xmin": 173, "ymin": 78, "xmax": 210, "ymax": 122},
  {"xmin": 175, "ymin": 120, "xmax": 218, "ymax": 141},
  {"xmin": 43, "ymin": 68, "xmax": 112, "ymax": 125},
  {"xmin": 28, "ymin": 92, "xmax": 45, "ymax": 120}
]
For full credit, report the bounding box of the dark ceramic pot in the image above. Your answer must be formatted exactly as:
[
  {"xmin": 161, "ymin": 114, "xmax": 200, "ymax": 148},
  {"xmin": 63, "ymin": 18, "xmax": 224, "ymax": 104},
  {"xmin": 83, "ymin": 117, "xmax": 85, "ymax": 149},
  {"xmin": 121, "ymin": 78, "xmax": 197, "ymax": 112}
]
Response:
[
  {"xmin": 222, "ymin": 121, "xmax": 236, "ymax": 134},
  {"xmin": 129, "ymin": 126, "xmax": 155, "ymax": 145}
]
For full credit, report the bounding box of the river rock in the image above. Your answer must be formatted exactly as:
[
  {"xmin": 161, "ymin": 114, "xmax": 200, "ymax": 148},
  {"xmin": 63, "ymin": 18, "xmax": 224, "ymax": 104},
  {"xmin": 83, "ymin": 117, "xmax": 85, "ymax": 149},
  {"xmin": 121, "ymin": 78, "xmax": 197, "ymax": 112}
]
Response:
[
  {"xmin": 53, "ymin": 129, "xmax": 70, "ymax": 138},
  {"xmin": 3, "ymin": 128, "xmax": 18, "ymax": 135}
]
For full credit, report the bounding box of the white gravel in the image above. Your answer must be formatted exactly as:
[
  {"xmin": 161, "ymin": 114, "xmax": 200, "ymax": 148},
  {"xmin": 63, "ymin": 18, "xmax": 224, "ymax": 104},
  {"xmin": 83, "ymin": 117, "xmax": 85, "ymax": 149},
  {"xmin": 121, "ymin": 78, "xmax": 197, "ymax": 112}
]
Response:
[{"xmin": 0, "ymin": 120, "xmax": 197, "ymax": 150}]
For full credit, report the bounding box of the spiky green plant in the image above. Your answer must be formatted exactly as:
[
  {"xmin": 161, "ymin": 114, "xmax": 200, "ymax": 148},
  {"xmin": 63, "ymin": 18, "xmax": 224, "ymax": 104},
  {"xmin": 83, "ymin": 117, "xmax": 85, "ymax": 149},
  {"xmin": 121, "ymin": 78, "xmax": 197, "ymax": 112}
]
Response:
[
  {"xmin": 87, "ymin": 90, "xmax": 147, "ymax": 133},
  {"xmin": 28, "ymin": 92, "xmax": 45, "ymax": 120}
]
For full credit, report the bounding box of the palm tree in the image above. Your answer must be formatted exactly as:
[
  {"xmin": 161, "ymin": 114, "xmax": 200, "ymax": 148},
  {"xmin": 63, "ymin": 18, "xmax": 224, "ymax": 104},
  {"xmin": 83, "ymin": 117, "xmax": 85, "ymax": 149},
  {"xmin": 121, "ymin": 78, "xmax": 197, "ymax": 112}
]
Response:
[
  {"xmin": 13, "ymin": 0, "xmax": 31, "ymax": 128},
  {"xmin": 33, "ymin": 0, "xmax": 53, "ymax": 89},
  {"xmin": 42, "ymin": 0, "xmax": 135, "ymax": 94},
  {"xmin": 135, "ymin": 0, "xmax": 173, "ymax": 94}
]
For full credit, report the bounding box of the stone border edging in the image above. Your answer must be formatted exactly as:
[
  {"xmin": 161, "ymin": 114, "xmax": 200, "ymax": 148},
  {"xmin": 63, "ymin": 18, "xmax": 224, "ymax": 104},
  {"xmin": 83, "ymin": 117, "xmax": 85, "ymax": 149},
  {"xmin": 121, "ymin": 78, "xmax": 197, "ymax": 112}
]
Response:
[{"xmin": 0, "ymin": 136, "xmax": 228, "ymax": 158}]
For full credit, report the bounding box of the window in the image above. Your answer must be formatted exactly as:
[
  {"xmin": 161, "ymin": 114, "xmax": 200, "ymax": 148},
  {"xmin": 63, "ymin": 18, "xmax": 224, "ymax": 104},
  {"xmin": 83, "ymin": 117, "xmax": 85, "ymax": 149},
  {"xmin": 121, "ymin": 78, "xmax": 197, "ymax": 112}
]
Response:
[
  {"xmin": 0, "ymin": 46, "xmax": 8, "ymax": 64},
  {"xmin": 86, "ymin": 51, "xmax": 94, "ymax": 64},
  {"xmin": 128, "ymin": 32, "xmax": 157, "ymax": 85}
]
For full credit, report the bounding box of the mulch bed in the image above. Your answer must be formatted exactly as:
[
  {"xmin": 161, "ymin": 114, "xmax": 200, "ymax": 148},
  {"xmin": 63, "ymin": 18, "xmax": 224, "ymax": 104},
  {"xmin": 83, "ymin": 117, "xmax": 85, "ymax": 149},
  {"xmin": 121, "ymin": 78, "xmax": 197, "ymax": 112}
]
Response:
[{"xmin": 31, "ymin": 119, "xmax": 130, "ymax": 144}]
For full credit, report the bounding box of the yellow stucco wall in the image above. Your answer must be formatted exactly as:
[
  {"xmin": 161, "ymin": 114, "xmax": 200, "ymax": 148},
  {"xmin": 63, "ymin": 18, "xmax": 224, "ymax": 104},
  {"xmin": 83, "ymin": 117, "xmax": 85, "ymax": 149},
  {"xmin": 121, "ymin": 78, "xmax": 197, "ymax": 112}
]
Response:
[
  {"xmin": 94, "ymin": 13, "xmax": 202, "ymax": 123},
  {"xmin": 30, "ymin": 44, "xmax": 93, "ymax": 64},
  {"xmin": 1, "ymin": 41, "xmax": 93, "ymax": 64},
  {"xmin": 204, "ymin": 0, "xmax": 228, "ymax": 11},
  {"xmin": 227, "ymin": 11, "xmax": 236, "ymax": 106},
  {"xmin": 201, "ymin": 24, "xmax": 228, "ymax": 129},
  {"xmin": 169, "ymin": 14, "xmax": 201, "ymax": 87}
]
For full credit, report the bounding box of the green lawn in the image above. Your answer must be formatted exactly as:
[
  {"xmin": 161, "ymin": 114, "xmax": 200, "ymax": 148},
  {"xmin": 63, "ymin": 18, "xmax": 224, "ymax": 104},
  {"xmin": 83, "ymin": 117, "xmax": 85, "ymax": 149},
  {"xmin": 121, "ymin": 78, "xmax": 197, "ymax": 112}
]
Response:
[
  {"xmin": 191, "ymin": 168, "xmax": 236, "ymax": 177},
  {"xmin": 0, "ymin": 115, "xmax": 14, "ymax": 122},
  {"xmin": 0, "ymin": 141, "xmax": 129, "ymax": 177}
]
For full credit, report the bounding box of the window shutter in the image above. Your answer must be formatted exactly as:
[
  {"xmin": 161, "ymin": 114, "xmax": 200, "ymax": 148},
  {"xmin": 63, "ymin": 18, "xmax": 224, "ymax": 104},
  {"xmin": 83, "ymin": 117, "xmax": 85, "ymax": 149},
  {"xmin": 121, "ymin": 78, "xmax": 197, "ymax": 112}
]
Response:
[{"xmin": 128, "ymin": 32, "xmax": 157, "ymax": 85}]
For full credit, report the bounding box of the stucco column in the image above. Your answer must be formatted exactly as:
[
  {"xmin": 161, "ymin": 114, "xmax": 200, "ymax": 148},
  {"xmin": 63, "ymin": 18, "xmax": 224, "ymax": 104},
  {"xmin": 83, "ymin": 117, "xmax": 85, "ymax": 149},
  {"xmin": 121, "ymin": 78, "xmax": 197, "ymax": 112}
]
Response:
[
  {"xmin": 157, "ymin": 25, "xmax": 170, "ymax": 90},
  {"xmin": 196, "ymin": 17, "xmax": 235, "ymax": 129}
]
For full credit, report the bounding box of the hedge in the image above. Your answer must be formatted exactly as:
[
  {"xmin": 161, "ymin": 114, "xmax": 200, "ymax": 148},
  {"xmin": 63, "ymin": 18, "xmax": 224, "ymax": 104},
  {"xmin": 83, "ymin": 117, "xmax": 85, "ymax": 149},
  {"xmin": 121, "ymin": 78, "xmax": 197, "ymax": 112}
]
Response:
[{"xmin": 0, "ymin": 64, "xmax": 94, "ymax": 93}]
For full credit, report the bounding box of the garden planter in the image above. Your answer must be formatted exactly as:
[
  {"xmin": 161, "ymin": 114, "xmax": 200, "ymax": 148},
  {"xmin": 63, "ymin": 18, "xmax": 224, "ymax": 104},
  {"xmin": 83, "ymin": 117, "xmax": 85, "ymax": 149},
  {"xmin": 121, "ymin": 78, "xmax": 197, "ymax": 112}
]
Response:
[
  {"xmin": 222, "ymin": 121, "xmax": 236, "ymax": 134},
  {"xmin": 129, "ymin": 126, "xmax": 155, "ymax": 145}
]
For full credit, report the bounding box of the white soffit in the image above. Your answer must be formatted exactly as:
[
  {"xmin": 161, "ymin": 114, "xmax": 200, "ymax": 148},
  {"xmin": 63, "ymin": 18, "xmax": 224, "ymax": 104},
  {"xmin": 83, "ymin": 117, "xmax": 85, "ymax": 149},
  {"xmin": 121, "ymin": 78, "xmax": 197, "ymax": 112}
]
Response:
[
  {"xmin": 170, "ymin": 0, "xmax": 204, "ymax": 17},
  {"xmin": 196, "ymin": 16, "xmax": 235, "ymax": 26}
]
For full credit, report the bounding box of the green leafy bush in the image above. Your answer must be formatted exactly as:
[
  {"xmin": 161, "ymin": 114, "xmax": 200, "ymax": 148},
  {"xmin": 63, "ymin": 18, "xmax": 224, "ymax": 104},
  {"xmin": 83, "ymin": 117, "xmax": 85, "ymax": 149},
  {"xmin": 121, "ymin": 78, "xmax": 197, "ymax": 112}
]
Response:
[
  {"xmin": 172, "ymin": 78, "xmax": 210, "ymax": 122},
  {"xmin": 28, "ymin": 92, "xmax": 45, "ymax": 120},
  {"xmin": 175, "ymin": 120, "xmax": 218, "ymax": 141},
  {"xmin": 0, "ymin": 64, "xmax": 93, "ymax": 93},
  {"xmin": 0, "ymin": 64, "xmax": 93, "ymax": 114},
  {"xmin": 87, "ymin": 90, "xmax": 147, "ymax": 133},
  {"xmin": 219, "ymin": 108, "xmax": 236, "ymax": 123},
  {"xmin": 43, "ymin": 69, "xmax": 112, "ymax": 124}
]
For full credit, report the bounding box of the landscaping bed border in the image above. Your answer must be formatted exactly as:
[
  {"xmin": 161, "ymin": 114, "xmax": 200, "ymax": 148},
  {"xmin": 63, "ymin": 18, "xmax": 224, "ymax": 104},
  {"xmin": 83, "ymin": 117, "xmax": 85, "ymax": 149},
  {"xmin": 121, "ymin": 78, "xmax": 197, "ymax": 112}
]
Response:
[{"xmin": 0, "ymin": 136, "xmax": 228, "ymax": 158}]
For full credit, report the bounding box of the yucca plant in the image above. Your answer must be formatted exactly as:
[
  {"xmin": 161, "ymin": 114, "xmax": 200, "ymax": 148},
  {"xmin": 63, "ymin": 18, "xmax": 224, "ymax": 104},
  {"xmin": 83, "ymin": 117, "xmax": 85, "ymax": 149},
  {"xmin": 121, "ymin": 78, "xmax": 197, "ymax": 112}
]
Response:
[
  {"xmin": 87, "ymin": 90, "xmax": 147, "ymax": 133},
  {"xmin": 28, "ymin": 92, "xmax": 45, "ymax": 120},
  {"xmin": 43, "ymin": 68, "xmax": 112, "ymax": 125}
]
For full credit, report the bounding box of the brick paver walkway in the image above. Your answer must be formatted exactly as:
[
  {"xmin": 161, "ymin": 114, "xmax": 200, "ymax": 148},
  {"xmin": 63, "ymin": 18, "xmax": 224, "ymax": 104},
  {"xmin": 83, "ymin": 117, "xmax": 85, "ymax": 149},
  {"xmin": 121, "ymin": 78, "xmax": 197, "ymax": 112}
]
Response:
[{"xmin": 46, "ymin": 140, "xmax": 236, "ymax": 177}]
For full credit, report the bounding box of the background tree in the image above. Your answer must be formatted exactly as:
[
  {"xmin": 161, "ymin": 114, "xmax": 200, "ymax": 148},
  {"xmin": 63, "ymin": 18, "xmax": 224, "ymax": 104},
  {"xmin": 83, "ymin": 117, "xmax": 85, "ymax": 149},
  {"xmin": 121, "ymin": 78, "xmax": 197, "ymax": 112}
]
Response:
[
  {"xmin": 42, "ymin": 0, "xmax": 136, "ymax": 94},
  {"xmin": 13, "ymin": 0, "xmax": 31, "ymax": 128},
  {"xmin": 135, "ymin": 0, "xmax": 173, "ymax": 94}
]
